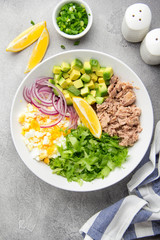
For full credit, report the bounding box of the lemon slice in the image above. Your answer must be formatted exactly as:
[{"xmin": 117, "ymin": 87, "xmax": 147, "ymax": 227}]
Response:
[
  {"xmin": 24, "ymin": 27, "xmax": 49, "ymax": 73},
  {"xmin": 73, "ymin": 97, "xmax": 102, "ymax": 138},
  {"xmin": 6, "ymin": 21, "xmax": 46, "ymax": 52}
]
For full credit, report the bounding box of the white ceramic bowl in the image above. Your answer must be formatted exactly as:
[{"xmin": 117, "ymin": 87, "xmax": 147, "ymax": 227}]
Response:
[
  {"xmin": 52, "ymin": 0, "xmax": 93, "ymax": 39},
  {"xmin": 10, "ymin": 50, "xmax": 154, "ymax": 192}
]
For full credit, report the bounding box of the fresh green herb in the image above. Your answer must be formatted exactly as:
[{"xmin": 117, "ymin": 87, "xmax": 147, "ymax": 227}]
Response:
[
  {"xmin": 88, "ymin": 13, "xmax": 91, "ymax": 16},
  {"xmin": 30, "ymin": 20, "xmax": 35, "ymax": 25},
  {"xmin": 49, "ymin": 126, "xmax": 128, "ymax": 184},
  {"xmin": 74, "ymin": 40, "xmax": 80, "ymax": 46},
  {"xmin": 61, "ymin": 45, "xmax": 66, "ymax": 49},
  {"xmin": 56, "ymin": 2, "xmax": 88, "ymax": 35}
]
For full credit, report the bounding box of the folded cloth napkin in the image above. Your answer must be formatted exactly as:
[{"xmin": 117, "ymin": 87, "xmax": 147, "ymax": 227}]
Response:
[{"xmin": 80, "ymin": 121, "xmax": 160, "ymax": 240}]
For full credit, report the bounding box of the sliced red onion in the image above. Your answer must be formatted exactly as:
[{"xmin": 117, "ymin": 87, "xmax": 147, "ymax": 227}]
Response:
[{"xmin": 23, "ymin": 77, "xmax": 78, "ymax": 129}]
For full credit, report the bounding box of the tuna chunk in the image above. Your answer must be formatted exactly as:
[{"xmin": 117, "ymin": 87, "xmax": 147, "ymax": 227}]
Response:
[{"xmin": 96, "ymin": 76, "xmax": 142, "ymax": 147}]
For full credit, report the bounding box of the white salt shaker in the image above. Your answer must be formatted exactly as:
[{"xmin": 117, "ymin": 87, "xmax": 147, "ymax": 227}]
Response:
[
  {"xmin": 121, "ymin": 3, "xmax": 152, "ymax": 42},
  {"xmin": 140, "ymin": 29, "xmax": 160, "ymax": 65}
]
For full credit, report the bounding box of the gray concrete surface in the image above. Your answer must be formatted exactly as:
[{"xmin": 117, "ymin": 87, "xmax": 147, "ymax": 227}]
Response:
[{"xmin": 1, "ymin": 0, "xmax": 160, "ymax": 239}]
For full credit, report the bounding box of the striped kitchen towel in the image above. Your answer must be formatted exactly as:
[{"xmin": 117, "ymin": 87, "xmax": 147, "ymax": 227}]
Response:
[{"xmin": 80, "ymin": 121, "xmax": 160, "ymax": 240}]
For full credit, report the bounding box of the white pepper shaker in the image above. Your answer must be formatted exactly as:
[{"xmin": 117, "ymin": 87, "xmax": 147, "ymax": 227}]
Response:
[
  {"xmin": 140, "ymin": 29, "xmax": 160, "ymax": 65},
  {"xmin": 121, "ymin": 3, "xmax": 152, "ymax": 42}
]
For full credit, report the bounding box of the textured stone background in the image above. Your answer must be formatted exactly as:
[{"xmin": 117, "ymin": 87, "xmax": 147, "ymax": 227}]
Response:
[{"xmin": 1, "ymin": 0, "xmax": 160, "ymax": 239}]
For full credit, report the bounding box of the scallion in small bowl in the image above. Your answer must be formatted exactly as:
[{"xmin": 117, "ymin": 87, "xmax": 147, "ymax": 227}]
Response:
[{"xmin": 52, "ymin": 0, "xmax": 93, "ymax": 39}]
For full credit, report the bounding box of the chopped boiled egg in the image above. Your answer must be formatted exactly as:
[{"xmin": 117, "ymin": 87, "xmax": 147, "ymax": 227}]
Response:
[{"xmin": 19, "ymin": 103, "xmax": 70, "ymax": 163}]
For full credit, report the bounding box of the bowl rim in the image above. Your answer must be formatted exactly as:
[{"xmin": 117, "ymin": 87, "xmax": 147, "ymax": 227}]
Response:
[
  {"xmin": 52, "ymin": 0, "xmax": 93, "ymax": 40},
  {"xmin": 10, "ymin": 49, "xmax": 154, "ymax": 192}
]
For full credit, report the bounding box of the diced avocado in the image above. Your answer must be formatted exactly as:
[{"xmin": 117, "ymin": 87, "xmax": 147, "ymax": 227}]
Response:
[
  {"xmin": 94, "ymin": 83, "xmax": 99, "ymax": 89},
  {"xmin": 85, "ymin": 94, "xmax": 96, "ymax": 105},
  {"xmin": 66, "ymin": 78, "xmax": 73, "ymax": 86},
  {"xmin": 67, "ymin": 85, "xmax": 81, "ymax": 96},
  {"xmin": 73, "ymin": 79, "xmax": 84, "ymax": 89},
  {"xmin": 70, "ymin": 69, "xmax": 81, "ymax": 80},
  {"xmin": 61, "ymin": 62, "xmax": 71, "ymax": 72},
  {"xmin": 96, "ymin": 96, "xmax": 104, "ymax": 104},
  {"xmin": 54, "ymin": 74, "xmax": 60, "ymax": 81},
  {"xmin": 80, "ymin": 86, "xmax": 90, "ymax": 97},
  {"xmin": 90, "ymin": 90, "xmax": 96, "ymax": 97},
  {"xmin": 53, "ymin": 66, "xmax": 61, "ymax": 74},
  {"xmin": 71, "ymin": 59, "xmax": 83, "ymax": 70},
  {"xmin": 59, "ymin": 77, "xmax": 68, "ymax": 89},
  {"xmin": 85, "ymin": 80, "xmax": 95, "ymax": 89},
  {"xmin": 96, "ymin": 83, "xmax": 108, "ymax": 97},
  {"xmin": 64, "ymin": 93, "xmax": 73, "ymax": 105},
  {"xmin": 62, "ymin": 72, "xmax": 69, "ymax": 79},
  {"xmin": 54, "ymin": 72, "xmax": 62, "ymax": 82},
  {"xmin": 90, "ymin": 59, "xmax": 100, "ymax": 72},
  {"xmin": 80, "ymin": 68, "xmax": 85, "ymax": 74},
  {"xmin": 98, "ymin": 77, "xmax": 105, "ymax": 84},
  {"xmin": 81, "ymin": 73, "xmax": 90, "ymax": 83},
  {"xmin": 68, "ymin": 68, "xmax": 72, "ymax": 74},
  {"xmin": 84, "ymin": 61, "xmax": 92, "ymax": 74},
  {"xmin": 48, "ymin": 78, "xmax": 55, "ymax": 84},
  {"xmin": 96, "ymin": 67, "xmax": 106, "ymax": 77},
  {"xmin": 103, "ymin": 67, "xmax": 113, "ymax": 80},
  {"xmin": 90, "ymin": 73, "xmax": 98, "ymax": 82},
  {"xmin": 53, "ymin": 84, "xmax": 63, "ymax": 96}
]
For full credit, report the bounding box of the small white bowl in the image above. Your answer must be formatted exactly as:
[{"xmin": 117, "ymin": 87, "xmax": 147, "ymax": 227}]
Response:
[{"xmin": 52, "ymin": 0, "xmax": 93, "ymax": 39}]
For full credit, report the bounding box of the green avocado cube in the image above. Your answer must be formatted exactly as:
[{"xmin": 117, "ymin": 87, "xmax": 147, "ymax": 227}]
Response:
[
  {"xmin": 62, "ymin": 72, "xmax": 69, "ymax": 79},
  {"xmin": 61, "ymin": 62, "xmax": 71, "ymax": 72},
  {"xmin": 73, "ymin": 79, "xmax": 84, "ymax": 89},
  {"xmin": 81, "ymin": 73, "xmax": 91, "ymax": 83},
  {"xmin": 90, "ymin": 73, "xmax": 98, "ymax": 82},
  {"xmin": 48, "ymin": 78, "xmax": 55, "ymax": 85},
  {"xmin": 53, "ymin": 84, "xmax": 63, "ymax": 96},
  {"xmin": 90, "ymin": 90, "xmax": 96, "ymax": 97},
  {"xmin": 59, "ymin": 77, "xmax": 68, "ymax": 89},
  {"xmin": 96, "ymin": 67, "xmax": 105, "ymax": 77},
  {"xmin": 66, "ymin": 78, "xmax": 73, "ymax": 86},
  {"xmin": 67, "ymin": 85, "xmax": 80, "ymax": 96},
  {"xmin": 85, "ymin": 80, "xmax": 95, "ymax": 89},
  {"xmin": 64, "ymin": 93, "xmax": 73, "ymax": 105},
  {"xmin": 80, "ymin": 68, "xmax": 85, "ymax": 74},
  {"xmin": 80, "ymin": 86, "xmax": 90, "ymax": 97},
  {"xmin": 98, "ymin": 77, "xmax": 105, "ymax": 84},
  {"xmin": 90, "ymin": 59, "xmax": 100, "ymax": 72},
  {"xmin": 96, "ymin": 83, "xmax": 108, "ymax": 97},
  {"xmin": 71, "ymin": 59, "xmax": 83, "ymax": 70},
  {"xmin": 103, "ymin": 67, "xmax": 113, "ymax": 80},
  {"xmin": 85, "ymin": 94, "xmax": 96, "ymax": 105},
  {"xmin": 52, "ymin": 66, "xmax": 61, "ymax": 74},
  {"xmin": 96, "ymin": 96, "xmax": 104, "ymax": 104},
  {"xmin": 70, "ymin": 69, "xmax": 81, "ymax": 80},
  {"xmin": 84, "ymin": 61, "xmax": 92, "ymax": 74}
]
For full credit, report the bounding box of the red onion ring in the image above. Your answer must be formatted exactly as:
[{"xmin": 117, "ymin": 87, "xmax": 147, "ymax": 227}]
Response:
[{"xmin": 23, "ymin": 77, "xmax": 78, "ymax": 128}]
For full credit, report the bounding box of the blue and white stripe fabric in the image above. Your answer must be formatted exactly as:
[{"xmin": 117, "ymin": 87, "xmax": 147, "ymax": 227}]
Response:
[{"xmin": 80, "ymin": 121, "xmax": 160, "ymax": 240}]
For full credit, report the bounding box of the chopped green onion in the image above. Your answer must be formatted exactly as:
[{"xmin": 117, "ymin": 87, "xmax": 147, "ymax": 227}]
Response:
[
  {"xmin": 30, "ymin": 20, "xmax": 35, "ymax": 25},
  {"xmin": 56, "ymin": 2, "xmax": 88, "ymax": 35},
  {"xmin": 61, "ymin": 45, "xmax": 66, "ymax": 49},
  {"xmin": 74, "ymin": 40, "xmax": 80, "ymax": 46}
]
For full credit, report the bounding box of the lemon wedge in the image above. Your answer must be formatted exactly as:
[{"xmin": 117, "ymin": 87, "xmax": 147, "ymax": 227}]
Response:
[
  {"xmin": 6, "ymin": 21, "xmax": 46, "ymax": 52},
  {"xmin": 24, "ymin": 27, "xmax": 49, "ymax": 73},
  {"xmin": 72, "ymin": 97, "xmax": 102, "ymax": 138}
]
